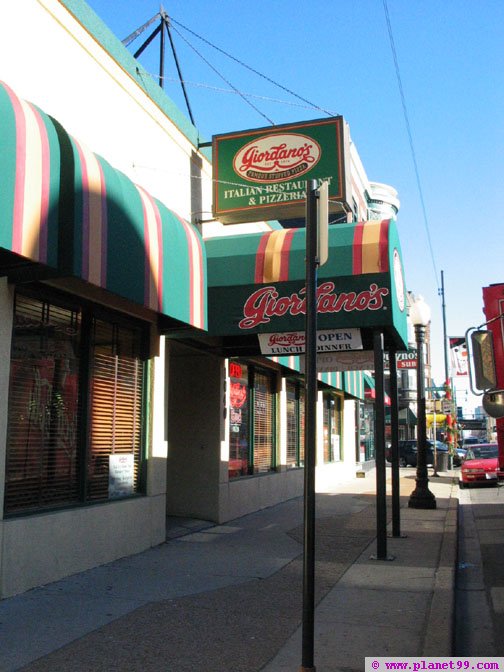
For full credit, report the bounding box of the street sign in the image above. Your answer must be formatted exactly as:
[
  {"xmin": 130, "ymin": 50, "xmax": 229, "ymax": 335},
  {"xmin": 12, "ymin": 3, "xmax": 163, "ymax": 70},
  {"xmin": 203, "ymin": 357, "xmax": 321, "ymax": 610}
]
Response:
[{"xmin": 458, "ymin": 419, "xmax": 487, "ymax": 430}]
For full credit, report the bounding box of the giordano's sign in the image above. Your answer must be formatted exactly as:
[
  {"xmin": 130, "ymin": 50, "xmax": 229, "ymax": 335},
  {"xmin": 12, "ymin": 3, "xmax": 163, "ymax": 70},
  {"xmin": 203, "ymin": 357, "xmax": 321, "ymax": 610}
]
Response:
[
  {"xmin": 205, "ymin": 221, "xmax": 409, "ymax": 350},
  {"xmin": 212, "ymin": 117, "xmax": 351, "ymax": 224}
]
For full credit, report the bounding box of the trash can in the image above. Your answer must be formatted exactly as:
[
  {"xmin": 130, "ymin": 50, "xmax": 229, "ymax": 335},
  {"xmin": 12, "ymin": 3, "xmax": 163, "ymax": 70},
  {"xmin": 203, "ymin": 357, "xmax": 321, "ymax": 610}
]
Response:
[{"xmin": 437, "ymin": 452, "xmax": 449, "ymax": 472}]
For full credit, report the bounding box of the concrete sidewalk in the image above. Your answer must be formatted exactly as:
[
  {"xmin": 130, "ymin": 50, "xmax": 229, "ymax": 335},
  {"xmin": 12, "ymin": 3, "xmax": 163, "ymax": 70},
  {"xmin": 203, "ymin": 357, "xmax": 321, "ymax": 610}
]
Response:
[{"xmin": 0, "ymin": 469, "xmax": 457, "ymax": 672}]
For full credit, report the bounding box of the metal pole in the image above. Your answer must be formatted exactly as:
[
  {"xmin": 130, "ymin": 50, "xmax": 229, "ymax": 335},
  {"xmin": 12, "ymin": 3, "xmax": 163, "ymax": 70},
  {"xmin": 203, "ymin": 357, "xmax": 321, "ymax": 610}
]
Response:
[
  {"xmin": 441, "ymin": 270, "xmax": 449, "ymax": 383},
  {"xmin": 408, "ymin": 324, "xmax": 437, "ymax": 509},
  {"xmin": 300, "ymin": 180, "xmax": 318, "ymax": 672},
  {"xmin": 389, "ymin": 347, "xmax": 402, "ymax": 537},
  {"xmin": 372, "ymin": 331, "xmax": 392, "ymax": 560},
  {"xmin": 164, "ymin": 15, "xmax": 196, "ymax": 125},
  {"xmin": 159, "ymin": 13, "xmax": 165, "ymax": 88}
]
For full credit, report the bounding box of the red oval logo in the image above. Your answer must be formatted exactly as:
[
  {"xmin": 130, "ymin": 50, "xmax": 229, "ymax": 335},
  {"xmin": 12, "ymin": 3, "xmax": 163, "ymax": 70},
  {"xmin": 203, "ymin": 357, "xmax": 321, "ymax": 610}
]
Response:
[{"xmin": 233, "ymin": 133, "xmax": 321, "ymax": 184}]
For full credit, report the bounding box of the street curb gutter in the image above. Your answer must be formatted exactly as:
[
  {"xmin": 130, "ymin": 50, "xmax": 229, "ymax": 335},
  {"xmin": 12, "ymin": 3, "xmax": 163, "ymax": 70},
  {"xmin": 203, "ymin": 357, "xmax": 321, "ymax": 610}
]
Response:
[{"xmin": 422, "ymin": 483, "xmax": 458, "ymax": 656}]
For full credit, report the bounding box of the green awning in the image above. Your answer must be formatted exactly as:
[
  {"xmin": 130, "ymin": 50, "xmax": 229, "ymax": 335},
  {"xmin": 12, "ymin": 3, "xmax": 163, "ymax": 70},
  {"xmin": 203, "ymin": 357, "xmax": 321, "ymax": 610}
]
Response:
[
  {"xmin": 0, "ymin": 81, "xmax": 207, "ymax": 330},
  {"xmin": 205, "ymin": 219, "xmax": 408, "ymax": 349}
]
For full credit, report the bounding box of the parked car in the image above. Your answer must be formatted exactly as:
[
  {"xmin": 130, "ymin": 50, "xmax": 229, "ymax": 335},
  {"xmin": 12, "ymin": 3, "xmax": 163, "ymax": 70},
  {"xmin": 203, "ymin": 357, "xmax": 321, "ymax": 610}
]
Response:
[
  {"xmin": 453, "ymin": 447, "xmax": 467, "ymax": 468},
  {"xmin": 459, "ymin": 443, "xmax": 499, "ymax": 488},
  {"xmin": 386, "ymin": 440, "xmax": 448, "ymax": 467}
]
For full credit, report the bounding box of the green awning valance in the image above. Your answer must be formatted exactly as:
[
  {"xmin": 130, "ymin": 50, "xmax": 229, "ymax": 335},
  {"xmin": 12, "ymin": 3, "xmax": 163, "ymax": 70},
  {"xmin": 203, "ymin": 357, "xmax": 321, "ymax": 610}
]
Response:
[{"xmin": 206, "ymin": 219, "xmax": 407, "ymax": 349}]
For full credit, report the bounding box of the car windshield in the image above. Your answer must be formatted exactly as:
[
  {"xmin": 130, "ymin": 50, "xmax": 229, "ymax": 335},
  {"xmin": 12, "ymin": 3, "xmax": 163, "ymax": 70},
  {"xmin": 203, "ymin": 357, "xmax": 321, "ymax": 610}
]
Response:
[{"xmin": 466, "ymin": 445, "xmax": 498, "ymax": 460}]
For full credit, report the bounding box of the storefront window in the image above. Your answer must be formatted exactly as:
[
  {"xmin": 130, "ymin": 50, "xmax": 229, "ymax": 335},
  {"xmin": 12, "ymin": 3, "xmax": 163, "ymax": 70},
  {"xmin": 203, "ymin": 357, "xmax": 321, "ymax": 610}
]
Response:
[
  {"xmin": 359, "ymin": 402, "xmax": 375, "ymax": 461},
  {"xmin": 228, "ymin": 361, "xmax": 277, "ymax": 478},
  {"xmin": 286, "ymin": 380, "xmax": 305, "ymax": 468},
  {"xmin": 4, "ymin": 288, "xmax": 147, "ymax": 514},
  {"xmin": 323, "ymin": 393, "xmax": 342, "ymax": 463},
  {"xmin": 229, "ymin": 361, "xmax": 249, "ymax": 478}
]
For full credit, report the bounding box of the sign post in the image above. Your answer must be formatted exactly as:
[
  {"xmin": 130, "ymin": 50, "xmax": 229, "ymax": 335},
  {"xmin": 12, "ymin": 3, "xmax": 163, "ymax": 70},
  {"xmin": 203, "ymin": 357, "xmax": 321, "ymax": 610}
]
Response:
[{"xmin": 300, "ymin": 179, "xmax": 318, "ymax": 672}]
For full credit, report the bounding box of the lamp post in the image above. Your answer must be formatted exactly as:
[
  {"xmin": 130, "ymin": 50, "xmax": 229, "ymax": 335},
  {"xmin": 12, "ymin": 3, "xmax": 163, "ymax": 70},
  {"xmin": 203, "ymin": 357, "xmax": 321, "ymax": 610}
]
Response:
[{"xmin": 408, "ymin": 295, "xmax": 437, "ymax": 510}]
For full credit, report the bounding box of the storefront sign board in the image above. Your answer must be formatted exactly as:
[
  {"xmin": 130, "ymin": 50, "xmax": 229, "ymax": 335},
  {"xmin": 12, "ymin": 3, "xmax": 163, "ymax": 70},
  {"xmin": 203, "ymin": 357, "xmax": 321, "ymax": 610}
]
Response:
[
  {"xmin": 212, "ymin": 117, "xmax": 350, "ymax": 224},
  {"xmin": 258, "ymin": 328, "xmax": 363, "ymax": 355}
]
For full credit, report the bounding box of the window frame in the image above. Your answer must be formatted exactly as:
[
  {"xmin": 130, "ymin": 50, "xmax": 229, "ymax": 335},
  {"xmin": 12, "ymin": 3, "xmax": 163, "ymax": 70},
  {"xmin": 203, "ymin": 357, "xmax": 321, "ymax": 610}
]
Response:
[
  {"xmin": 228, "ymin": 360, "xmax": 278, "ymax": 479},
  {"xmin": 323, "ymin": 391, "xmax": 343, "ymax": 464},
  {"xmin": 286, "ymin": 378, "xmax": 305, "ymax": 469},
  {"xmin": 4, "ymin": 285, "xmax": 149, "ymax": 516}
]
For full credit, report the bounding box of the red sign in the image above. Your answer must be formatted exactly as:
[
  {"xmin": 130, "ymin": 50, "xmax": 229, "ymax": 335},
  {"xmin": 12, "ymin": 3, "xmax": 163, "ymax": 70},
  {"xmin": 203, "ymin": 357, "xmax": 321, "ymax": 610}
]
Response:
[
  {"xmin": 397, "ymin": 359, "xmax": 417, "ymax": 369},
  {"xmin": 229, "ymin": 362, "xmax": 243, "ymax": 379},
  {"xmin": 238, "ymin": 281, "xmax": 389, "ymax": 330},
  {"xmin": 233, "ymin": 133, "xmax": 321, "ymax": 183},
  {"xmin": 230, "ymin": 383, "xmax": 247, "ymax": 408}
]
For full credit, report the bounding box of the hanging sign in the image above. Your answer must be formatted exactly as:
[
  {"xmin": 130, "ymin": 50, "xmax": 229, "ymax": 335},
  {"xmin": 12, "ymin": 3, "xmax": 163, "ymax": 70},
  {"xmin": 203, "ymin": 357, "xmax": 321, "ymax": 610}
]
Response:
[
  {"xmin": 212, "ymin": 117, "xmax": 350, "ymax": 224},
  {"xmin": 258, "ymin": 328, "xmax": 362, "ymax": 355},
  {"xmin": 300, "ymin": 350, "xmax": 375, "ymax": 373},
  {"xmin": 397, "ymin": 351, "xmax": 418, "ymax": 369}
]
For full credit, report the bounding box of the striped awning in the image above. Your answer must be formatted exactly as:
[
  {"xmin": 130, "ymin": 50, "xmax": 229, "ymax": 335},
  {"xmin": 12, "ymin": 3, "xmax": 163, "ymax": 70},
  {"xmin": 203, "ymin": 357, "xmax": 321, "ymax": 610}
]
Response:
[
  {"xmin": 206, "ymin": 219, "xmax": 407, "ymax": 349},
  {"xmin": 0, "ymin": 81, "xmax": 206, "ymax": 330}
]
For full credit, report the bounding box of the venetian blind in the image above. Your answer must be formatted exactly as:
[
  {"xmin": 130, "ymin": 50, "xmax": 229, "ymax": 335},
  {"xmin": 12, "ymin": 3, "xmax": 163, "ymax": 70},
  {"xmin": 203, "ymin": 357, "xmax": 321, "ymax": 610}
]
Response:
[
  {"xmin": 299, "ymin": 387, "xmax": 305, "ymax": 466},
  {"xmin": 323, "ymin": 398, "xmax": 332, "ymax": 463},
  {"xmin": 5, "ymin": 295, "xmax": 80, "ymax": 513},
  {"xmin": 286, "ymin": 381, "xmax": 298, "ymax": 467},
  {"xmin": 88, "ymin": 318, "xmax": 144, "ymax": 501},
  {"xmin": 253, "ymin": 370, "xmax": 275, "ymax": 473}
]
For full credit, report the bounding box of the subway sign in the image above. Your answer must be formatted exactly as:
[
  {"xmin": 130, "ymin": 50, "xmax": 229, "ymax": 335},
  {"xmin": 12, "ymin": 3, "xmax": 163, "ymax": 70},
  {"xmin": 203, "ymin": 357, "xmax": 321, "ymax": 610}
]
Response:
[{"xmin": 212, "ymin": 117, "xmax": 350, "ymax": 224}]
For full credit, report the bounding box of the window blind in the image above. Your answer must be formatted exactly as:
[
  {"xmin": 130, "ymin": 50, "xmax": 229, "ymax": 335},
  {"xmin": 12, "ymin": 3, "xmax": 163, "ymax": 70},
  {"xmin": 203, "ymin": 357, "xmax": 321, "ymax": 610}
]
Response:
[
  {"xmin": 88, "ymin": 319, "xmax": 144, "ymax": 501},
  {"xmin": 5, "ymin": 295, "xmax": 80, "ymax": 512},
  {"xmin": 253, "ymin": 370, "xmax": 275, "ymax": 473}
]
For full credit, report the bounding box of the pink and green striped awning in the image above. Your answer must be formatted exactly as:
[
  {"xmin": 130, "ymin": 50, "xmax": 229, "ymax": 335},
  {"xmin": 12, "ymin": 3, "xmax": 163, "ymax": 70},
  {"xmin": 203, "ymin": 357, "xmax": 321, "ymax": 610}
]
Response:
[{"xmin": 0, "ymin": 81, "xmax": 206, "ymax": 331}]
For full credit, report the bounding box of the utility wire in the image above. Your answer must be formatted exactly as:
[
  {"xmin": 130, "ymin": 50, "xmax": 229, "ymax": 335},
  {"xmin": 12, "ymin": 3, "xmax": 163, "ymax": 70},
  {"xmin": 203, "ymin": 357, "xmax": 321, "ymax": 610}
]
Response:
[
  {"xmin": 133, "ymin": 70, "xmax": 339, "ymax": 114},
  {"xmin": 169, "ymin": 16, "xmax": 336, "ymax": 118},
  {"xmin": 382, "ymin": 0, "xmax": 440, "ymax": 291},
  {"xmin": 168, "ymin": 22, "xmax": 275, "ymax": 125}
]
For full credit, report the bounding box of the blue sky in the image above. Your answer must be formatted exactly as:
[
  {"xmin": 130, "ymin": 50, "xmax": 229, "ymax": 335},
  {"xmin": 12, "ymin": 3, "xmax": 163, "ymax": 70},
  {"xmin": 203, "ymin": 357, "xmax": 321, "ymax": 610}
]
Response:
[{"xmin": 86, "ymin": 0, "xmax": 504, "ymax": 391}]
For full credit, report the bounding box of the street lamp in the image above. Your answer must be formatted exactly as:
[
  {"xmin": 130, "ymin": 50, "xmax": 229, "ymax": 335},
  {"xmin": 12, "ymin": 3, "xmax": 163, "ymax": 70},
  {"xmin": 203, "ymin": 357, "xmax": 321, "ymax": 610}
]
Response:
[{"xmin": 408, "ymin": 295, "xmax": 437, "ymax": 509}]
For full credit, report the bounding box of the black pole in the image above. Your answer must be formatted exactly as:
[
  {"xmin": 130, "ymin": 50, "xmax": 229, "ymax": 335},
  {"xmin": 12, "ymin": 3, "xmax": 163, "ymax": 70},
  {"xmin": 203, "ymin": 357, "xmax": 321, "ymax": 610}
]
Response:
[
  {"xmin": 164, "ymin": 17, "xmax": 196, "ymax": 126},
  {"xmin": 441, "ymin": 270, "xmax": 449, "ymax": 383},
  {"xmin": 389, "ymin": 347, "xmax": 402, "ymax": 537},
  {"xmin": 159, "ymin": 13, "xmax": 165, "ymax": 88},
  {"xmin": 300, "ymin": 180, "xmax": 318, "ymax": 672},
  {"xmin": 408, "ymin": 324, "xmax": 437, "ymax": 509},
  {"xmin": 372, "ymin": 331, "xmax": 392, "ymax": 560},
  {"xmin": 133, "ymin": 22, "xmax": 162, "ymax": 59}
]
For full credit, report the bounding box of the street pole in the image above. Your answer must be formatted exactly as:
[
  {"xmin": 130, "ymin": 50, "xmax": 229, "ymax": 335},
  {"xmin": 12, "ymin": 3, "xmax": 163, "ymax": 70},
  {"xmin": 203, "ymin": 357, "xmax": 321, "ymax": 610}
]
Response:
[
  {"xmin": 408, "ymin": 299, "xmax": 437, "ymax": 509},
  {"xmin": 300, "ymin": 180, "xmax": 318, "ymax": 672},
  {"xmin": 441, "ymin": 270, "xmax": 449, "ymax": 383},
  {"xmin": 440, "ymin": 270, "xmax": 454, "ymax": 467},
  {"xmin": 389, "ymin": 347, "xmax": 402, "ymax": 538},
  {"xmin": 372, "ymin": 331, "xmax": 393, "ymax": 559}
]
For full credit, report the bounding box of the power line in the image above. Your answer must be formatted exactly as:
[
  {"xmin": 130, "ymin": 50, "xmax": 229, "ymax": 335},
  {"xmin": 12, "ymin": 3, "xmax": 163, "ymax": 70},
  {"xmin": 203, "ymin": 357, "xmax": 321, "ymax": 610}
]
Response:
[
  {"xmin": 169, "ymin": 16, "xmax": 336, "ymax": 118},
  {"xmin": 382, "ymin": 0, "xmax": 440, "ymax": 293},
  {"xmin": 168, "ymin": 21, "xmax": 275, "ymax": 125},
  {"xmin": 133, "ymin": 70, "xmax": 339, "ymax": 115}
]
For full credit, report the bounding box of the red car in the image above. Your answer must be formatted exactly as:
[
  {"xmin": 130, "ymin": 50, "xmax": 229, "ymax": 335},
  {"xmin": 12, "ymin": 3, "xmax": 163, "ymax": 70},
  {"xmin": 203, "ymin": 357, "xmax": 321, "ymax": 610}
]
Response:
[{"xmin": 459, "ymin": 443, "xmax": 500, "ymax": 488}]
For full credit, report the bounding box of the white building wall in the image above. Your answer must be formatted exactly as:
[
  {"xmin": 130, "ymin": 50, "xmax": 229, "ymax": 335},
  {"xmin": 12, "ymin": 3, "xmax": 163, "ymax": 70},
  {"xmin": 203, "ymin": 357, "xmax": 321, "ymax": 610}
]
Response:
[
  {"xmin": 0, "ymin": 0, "xmax": 213, "ymax": 222},
  {"xmin": 0, "ymin": 0, "xmax": 373, "ymax": 595}
]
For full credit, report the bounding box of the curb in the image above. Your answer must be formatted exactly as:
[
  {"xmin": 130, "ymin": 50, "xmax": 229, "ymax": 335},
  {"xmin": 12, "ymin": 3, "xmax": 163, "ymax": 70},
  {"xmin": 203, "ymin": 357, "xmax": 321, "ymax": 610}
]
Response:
[{"xmin": 422, "ymin": 481, "xmax": 459, "ymax": 655}]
